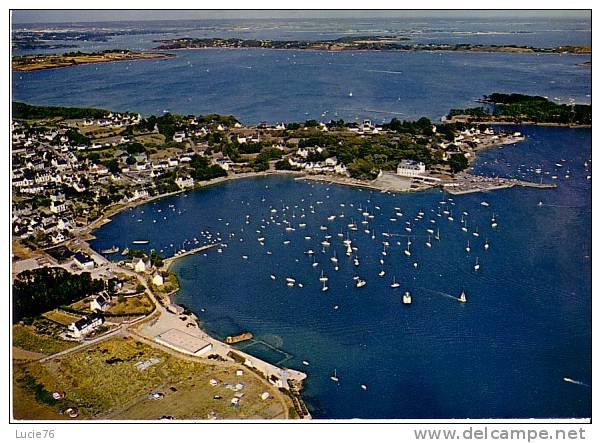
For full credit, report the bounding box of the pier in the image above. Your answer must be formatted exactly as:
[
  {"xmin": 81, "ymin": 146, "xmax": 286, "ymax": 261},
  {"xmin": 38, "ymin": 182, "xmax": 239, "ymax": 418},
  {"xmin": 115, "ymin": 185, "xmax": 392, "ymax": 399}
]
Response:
[
  {"xmin": 163, "ymin": 243, "xmax": 220, "ymax": 270},
  {"xmin": 444, "ymin": 173, "xmax": 557, "ymax": 195}
]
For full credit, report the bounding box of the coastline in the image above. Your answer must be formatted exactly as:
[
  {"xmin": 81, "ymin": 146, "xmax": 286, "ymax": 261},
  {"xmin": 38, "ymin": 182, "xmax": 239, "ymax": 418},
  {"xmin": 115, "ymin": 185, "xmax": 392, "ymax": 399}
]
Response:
[
  {"xmin": 443, "ymin": 118, "xmax": 592, "ymax": 128},
  {"xmin": 152, "ymin": 45, "xmax": 591, "ymax": 56},
  {"xmin": 12, "ymin": 53, "xmax": 175, "ymax": 73}
]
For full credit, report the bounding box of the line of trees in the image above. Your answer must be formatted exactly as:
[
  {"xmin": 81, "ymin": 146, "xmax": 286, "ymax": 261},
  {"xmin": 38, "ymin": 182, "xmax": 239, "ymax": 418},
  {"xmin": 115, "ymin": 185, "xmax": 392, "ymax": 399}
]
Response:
[{"xmin": 13, "ymin": 267, "xmax": 107, "ymax": 323}]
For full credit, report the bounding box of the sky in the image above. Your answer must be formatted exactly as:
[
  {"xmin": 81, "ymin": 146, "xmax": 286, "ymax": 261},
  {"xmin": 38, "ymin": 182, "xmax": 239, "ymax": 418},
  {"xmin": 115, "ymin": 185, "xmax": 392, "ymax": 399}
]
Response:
[{"xmin": 11, "ymin": 9, "xmax": 591, "ymax": 24}]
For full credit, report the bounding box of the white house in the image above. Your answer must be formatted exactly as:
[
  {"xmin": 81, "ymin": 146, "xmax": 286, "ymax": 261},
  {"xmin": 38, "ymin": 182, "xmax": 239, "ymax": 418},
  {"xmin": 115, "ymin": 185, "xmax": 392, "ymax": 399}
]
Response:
[
  {"xmin": 152, "ymin": 274, "xmax": 164, "ymax": 287},
  {"xmin": 50, "ymin": 199, "xmax": 67, "ymax": 214},
  {"xmin": 173, "ymin": 131, "xmax": 186, "ymax": 143},
  {"xmin": 90, "ymin": 292, "xmax": 111, "ymax": 312},
  {"xmin": 50, "ymin": 231, "xmax": 66, "ymax": 244},
  {"xmin": 397, "ymin": 160, "xmax": 426, "ymax": 177},
  {"xmin": 73, "ymin": 252, "xmax": 95, "ymax": 269},
  {"xmin": 175, "ymin": 176, "xmax": 194, "ymax": 189},
  {"xmin": 134, "ymin": 258, "xmax": 148, "ymax": 273},
  {"xmin": 69, "ymin": 314, "xmax": 104, "ymax": 338}
]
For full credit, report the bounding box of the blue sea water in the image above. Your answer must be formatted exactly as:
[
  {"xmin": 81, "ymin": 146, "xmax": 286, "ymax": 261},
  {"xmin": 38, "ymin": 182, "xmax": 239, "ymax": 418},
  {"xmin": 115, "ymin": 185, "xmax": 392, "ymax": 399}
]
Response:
[
  {"xmin": 12, "ymin": 49, "xmax": 591, "ymax": 124},
  {"xmin": 90, "ymin": 126, "xmax": 591, "ymax": 419}
]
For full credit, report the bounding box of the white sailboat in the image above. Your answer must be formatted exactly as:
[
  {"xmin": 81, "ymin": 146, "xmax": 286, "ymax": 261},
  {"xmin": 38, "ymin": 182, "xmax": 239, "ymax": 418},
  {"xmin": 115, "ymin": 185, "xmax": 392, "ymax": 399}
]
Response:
[
  {"xmin": 474, "ymin": 257, "xmax": 480, "ymax": 271},
  {"xmin": 426, "ymin": 235, "xmax": 432, "ymax": 248},
  {"xmin": 465, "ymin": 240, "xmax": 471, "ymax": 253},
  {"xmin": 390, "ymin": 276, "xmax": 400, "ymax": 288},
  {"xmin": 319, "ymin": 270, "xmax": 328, "ymax": 282},
  {"xmin": 356, "ymin": 278, "xmax": 366, "ymax": 288},
  {"xmin": 402, "ymin": 291, "xmax": 412, "ymax": 305},
  {"xmin": 331, "ymin": 369, "xmax": 339, "ymax": 382},
  {"xmin": 458, "ymin": 290, "xmax": 467, "ymax": 303},
  {"xmin": 404, "ymin": 238, "xmax": 411, "ymax": 256},
  {"xmin": 330, "ymin": 251, "xmax": 338, "ymax": 263}
]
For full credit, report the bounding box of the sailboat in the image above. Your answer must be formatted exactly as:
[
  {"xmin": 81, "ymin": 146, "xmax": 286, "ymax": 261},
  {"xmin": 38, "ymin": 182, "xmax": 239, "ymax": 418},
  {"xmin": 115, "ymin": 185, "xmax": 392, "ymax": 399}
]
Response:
[
  {"xmin": 404, "ymin": 238, "xmax": 411, "ymax": 256},
  {"xmin": 484, "ymin": 239, "xmax": 490, "ymax": 250},
  {"xmin": 458, "ymin": 290, "xmax": 467, "ymax": 303},
  {"xmin": 353, "ymin": 256, "xmax": 360, "ymax": 266},
  {"xmin": 465, "ymin": 240, "xmax": 471, "ymax": 253},
  {"xmin": 402, "ymin": 291, "xmax": 412, "ymax": 305},
  {"xmin": 378, "ymin": 266, "xmax": 385, "ymax": 277},
  {"xmin": 473, "ymin": 227, "xmax": 480, "ymax": 237},
  {"xmin": 390, "ymin": 276, "xmax": 400, "ymax": 288},
  {"xmin": 356, "ymin": 278, "xmax": 366, "ymax": 288},
  {"xmin": 331, "ymin": 369, "xmax": 339, "ymax": 382},
  {"xmin": 491, "ymin": 214, "xmax": 498, "ymax": 228},
  {"xmin": 330, "ymin": 251, "xmax": 338, "ymax": 264},
  {"xmin": 319, "ymin": 270, "xmax": 328, "ymax": 282},
  {"xmin": 435, "ymin": 228, "xmax": 441, "ymax": 241},
  {"xmin": 474, "ymin": 257, "xmax": 480, "ymax": 271},
  {"xmin": 321, "ymin": 281, "xmax": 329, "ymax": 292},
  {"xmin": 426, "ymin": 235, "xmax": 432, "ymax": 248}
]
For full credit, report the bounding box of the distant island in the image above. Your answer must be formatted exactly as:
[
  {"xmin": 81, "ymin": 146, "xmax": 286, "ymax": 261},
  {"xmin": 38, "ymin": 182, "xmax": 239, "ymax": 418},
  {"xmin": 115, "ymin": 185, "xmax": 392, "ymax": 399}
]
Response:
[
  {"xmin": 153, "ymin": 36, "xmax": 591, "ymax": 55},
  {"xmin": 12, "ymin": 50, "xmax": 175, "ymax": 72},
  {"xmin": 446, "ymin": 93, "xmax": 592, "ymax": 126}
]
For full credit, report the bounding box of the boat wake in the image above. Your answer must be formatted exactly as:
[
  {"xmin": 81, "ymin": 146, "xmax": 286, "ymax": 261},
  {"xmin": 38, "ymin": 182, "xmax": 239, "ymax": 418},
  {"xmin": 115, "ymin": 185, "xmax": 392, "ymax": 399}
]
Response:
[
  {"xmin": 417, "ymin": 287, "xmax": 460, "ymax": 301},
  {"xmin": 563, "ymin": 377, "xmax": 590, "ymax": 387}
]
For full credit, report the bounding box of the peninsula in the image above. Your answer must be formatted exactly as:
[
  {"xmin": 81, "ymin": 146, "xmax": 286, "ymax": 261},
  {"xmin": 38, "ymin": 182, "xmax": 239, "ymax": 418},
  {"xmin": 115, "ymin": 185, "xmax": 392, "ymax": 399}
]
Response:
[
  {"xmin": 12, "ymin": 50, "xmax": 175, "ymax": 72},
  {"xmin": 446, "ymin": 93, "xmax": 592, "ymax": 126},
  {"xmin": 153, "ymin": 36, "xmax": 591, "ymax": 55}
]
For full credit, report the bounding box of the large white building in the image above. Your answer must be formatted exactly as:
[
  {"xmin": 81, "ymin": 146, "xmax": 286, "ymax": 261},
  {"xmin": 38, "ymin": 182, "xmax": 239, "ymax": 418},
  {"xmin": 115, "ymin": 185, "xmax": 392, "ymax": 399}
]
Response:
[{"xmin": 397, "ymin": 160, "xmax": 426, "ymax": 177}]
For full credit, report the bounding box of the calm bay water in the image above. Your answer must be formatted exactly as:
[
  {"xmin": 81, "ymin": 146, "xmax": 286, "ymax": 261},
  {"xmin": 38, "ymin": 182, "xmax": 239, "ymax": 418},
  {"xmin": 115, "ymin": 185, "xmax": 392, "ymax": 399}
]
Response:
[
  {"xmin": 12, "ymin": 49, "xmax": 591, "ymax": 124},
  {"xmin": 90, "ymin": 126, "xmax": 591, "ymax": 419}
]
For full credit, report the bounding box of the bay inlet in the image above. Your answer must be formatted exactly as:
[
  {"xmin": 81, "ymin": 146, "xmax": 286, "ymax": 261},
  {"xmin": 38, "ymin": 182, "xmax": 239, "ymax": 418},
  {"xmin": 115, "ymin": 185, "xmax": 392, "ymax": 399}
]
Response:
[{"xmin": 90, "ymin": 125, "xmax": 591, "ymax": 419}]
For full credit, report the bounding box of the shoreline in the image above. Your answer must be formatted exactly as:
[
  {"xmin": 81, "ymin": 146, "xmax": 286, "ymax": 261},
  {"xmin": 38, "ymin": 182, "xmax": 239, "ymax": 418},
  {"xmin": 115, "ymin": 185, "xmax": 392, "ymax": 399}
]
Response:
[
  {"xmin": 444, "ymin": 118, "xmax": 591, "ymax": 128},
  {"xmin": 12, "ymin": 52, "xmax": 175, "ymax": 73},
  {"xmin": 152, "ymin": 45, "xmax": 591, "ymax": 56}
]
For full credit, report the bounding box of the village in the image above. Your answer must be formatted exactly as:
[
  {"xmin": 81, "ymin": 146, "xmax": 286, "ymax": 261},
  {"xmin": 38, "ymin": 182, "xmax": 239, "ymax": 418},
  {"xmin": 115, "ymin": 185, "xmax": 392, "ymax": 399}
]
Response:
[{"xmin": 11, "ymin": 104, "xmax": 528, "ymax": 253}]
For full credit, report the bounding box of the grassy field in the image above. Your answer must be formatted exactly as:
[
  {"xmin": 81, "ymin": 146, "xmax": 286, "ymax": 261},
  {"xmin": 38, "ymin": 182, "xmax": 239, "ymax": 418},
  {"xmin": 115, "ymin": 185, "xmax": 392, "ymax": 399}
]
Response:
[
  {"xmin": 68, "ymin": 297, "xmax": 92, "ymax": 312},
  {"xmin": 11, "ymin": 239, "xmax": 40, "ymax": 261},
  {"xmin": 12, "ymin": 324, "xmax": 76, "ymax": 355},
  {"xmin": 43, "ymin": 310, "xmax": 80, "ymax": 326},
  {"xmin": 153, "ymin": 273, "xmax": 180, "ymax": 294},
  {"xmin": 13, "ymin": 337, "xmax": 288, "ymax": 420},
  {"xmin": 134, "ymin": 133, "xmax": 166, "ymax": 146},
  {"xmin": 107, "ymin": 294, "xmax": 154, "ymax": 316}
]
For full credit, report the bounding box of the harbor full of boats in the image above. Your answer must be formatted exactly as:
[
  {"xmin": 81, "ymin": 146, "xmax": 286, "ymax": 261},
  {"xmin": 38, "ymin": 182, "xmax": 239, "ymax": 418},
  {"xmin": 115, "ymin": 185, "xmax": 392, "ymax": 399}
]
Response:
[{"xmin": 89, "ymin": 125, "xmax": 591, "ymax": 419}]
